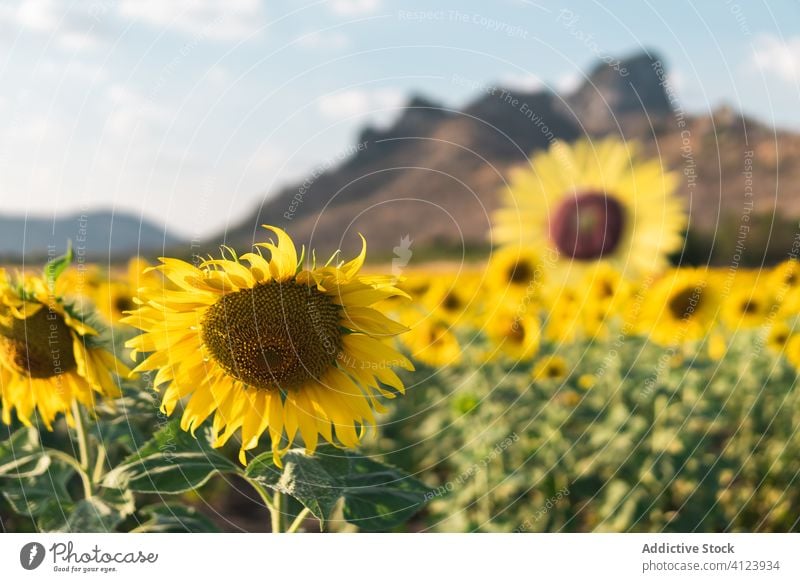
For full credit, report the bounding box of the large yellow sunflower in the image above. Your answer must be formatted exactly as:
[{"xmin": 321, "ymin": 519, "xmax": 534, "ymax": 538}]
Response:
[
  {"xmin": 0, "ymin": 269, "xmax": 128, "ymax": 429},
  {"xmin": 494, "ymin": 137, "xmax": 685, "ymax": 279},
  {"xmin": 124, "ymin": 226, "xmax": 413, "ymax": 465}
]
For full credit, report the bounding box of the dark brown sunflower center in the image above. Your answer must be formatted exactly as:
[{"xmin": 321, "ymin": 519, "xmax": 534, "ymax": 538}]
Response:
[
  {"xmin": 508, "ymin": 321, "xmax": 526, "ymax": 343},
  {"xmin": 550, "ymin": 191, "xmax": 625, "ymax": 260},
  {"xmin": 546, "ymin": 363, "xmax": 564, "ymax": 378},
  {"xmin": 668, "ymin": 286, "xmax": 704, "ymax": 320},
  {"xmin": 0, "ymin": 308, "xmax": 77, "ymax": 378},
  {"xmin": 201, "ymin": 281, "xmax": 343, "ymax": 390},
  {"xmin": 114, "ymin": 296, "xmax": 135, "ymax": 313},
  {"xmin": 442, "ymin": 293, "xmax": 462, "ymax": 312},
  {"xmin": 508, "ymin": 261, "xmax": 534, "ymax": 285},
  {"xmin": 741, "ymin": 300, "xmax": 758, "ymax": 314}
]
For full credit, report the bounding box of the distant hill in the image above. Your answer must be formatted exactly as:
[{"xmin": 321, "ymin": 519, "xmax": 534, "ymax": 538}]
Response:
[
  {"xmin": 218, "ymin": 50, "xmax": 800, "ymax": 266},
  {"xmin": 0, "ymin": 211, "xmax": 181, "ymax": 263}
]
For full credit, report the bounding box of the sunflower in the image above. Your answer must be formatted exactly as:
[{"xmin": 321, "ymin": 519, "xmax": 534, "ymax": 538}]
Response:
[
  {"xmin": 637, "ymin": 268, "xmax": 719, "ymax": 346},
  {"xmin": 96, "ymin": 258, "xmax": 161, "ymax": 326},
  {"xmin": 485, "ymin": 246, "xmax": 546, "ymax": 307},
  {"xmin": 494, "ymin": 137, "xmax": 685, "ymax": 280},
  {"xmin": 532, "ymin": 355, "xmax": 568, "ymax": 382},
  {"xmin": 707, "ymin": 332, "xmax": 728, "ymax": 361},
  {"xmin": 124, "ymin": 226, "xmax": 413, "ymax": 465},
  {"xmin": 785, "ymin": 335, "xmax": 800, "ymax": 370},
  {"xmin": 422, "ymin": 276, "xmax": 480, "ymax": 326},
  {"xmin": 0, "ymin": 269, "xmax": 128, "ymax": 429},
  {"xmin": 720, "ymin": 286, "xmax": 771, "ymax": 330},
  {"xmin": 486, "ymin": 308, "xmax": 540, "ymax": 362},
  {"xmin": 765, "ymin": 322, "xmax": 793, "ymax": 355},
  {"xmin": 542, "ymin": 287, "xmax": 583, "ymax": 343},
  {"xmin": 577, "ymin": 374, "xmax": 596, "ymax": 390},
  {"xmin": 402, "ymin": 316, "xmax": 462, "ymax": 368}
]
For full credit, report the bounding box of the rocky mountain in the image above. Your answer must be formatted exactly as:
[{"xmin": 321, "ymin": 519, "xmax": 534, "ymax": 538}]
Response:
[
  {"xmin": 0, "ymin": 211, "xmax": 181, "ymax": 263},
  {"xmin": 218, "ymin": 51, "xmax": 800, "ymax": 265}
]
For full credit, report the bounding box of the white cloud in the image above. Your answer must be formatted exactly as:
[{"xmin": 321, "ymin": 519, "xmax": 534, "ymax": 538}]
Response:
[
  {"xmin": 205, "ymin": 64, "xmax": 232, "ymax": 85},
  {"xmin": 500, "ymin": 73, "xmax": 544, "ymax": 92},
  {"xmin": 318, "ymin": 88, "xmax": 405, "ymax": 125},
  {"xmin": 750, "ymin": 34, "xmax": 800, "ymax": 83},
  {"xmin": 105, "ymin": 85, "xmax": 171, "ymax": 138},
  {"xmin": 117, "ymin": 0, "xmax": 266, "ymax": 41},
  {"xmin": 329, "ymin": 0, "xmax": 382, "ymax": 16},
  {"xmin": 297, "ymin": 30, "xmax": 351, "ymax": 51},
  {"xmin": 0, "ymin": 0, "xmax": 105, "ymax": 52},
  {"xmin": 556, "ymin": 72, "xmax": 582, "ymax": 93},
  {"xmin": 16, "ymin": 0, "xmax": 58, "ymax": 31},
  {"xmin": 40, "ymin": 59, "xmax": 108, "ymax": 81}
]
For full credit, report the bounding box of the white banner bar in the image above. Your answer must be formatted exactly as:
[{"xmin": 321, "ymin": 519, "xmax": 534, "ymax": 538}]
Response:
[{"xmin": 1, "ymin": 533, "xmax": 798, "ymax": 581}]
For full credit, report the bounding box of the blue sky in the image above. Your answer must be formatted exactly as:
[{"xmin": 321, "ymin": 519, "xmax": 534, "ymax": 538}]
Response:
[{"xmin": 0, "ymin": 0, "xmax": 798, "ymax": 238}]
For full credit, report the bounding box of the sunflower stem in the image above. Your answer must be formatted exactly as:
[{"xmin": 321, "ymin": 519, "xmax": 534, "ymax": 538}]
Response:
[
  {"xmin": 92, "ymin": 441, "xmax": 107, "ymax": 483},
  {"xmin": 272, "ymin": 490, "xmax": 284, "ymax": 533},
  {"xmin": 245, "ymin": 478, "xmax": 280, "ymax": 532},
  {"xmin": 286, "ymin": 507, "xmax": 312, "ymax": 533},
  {"xmin": 70, "ymin": 401, "xmax": 93, "ymax": 498},
  {"xmin": 46, "ymin": 449, "xmax": 92, "ymax": 495}
]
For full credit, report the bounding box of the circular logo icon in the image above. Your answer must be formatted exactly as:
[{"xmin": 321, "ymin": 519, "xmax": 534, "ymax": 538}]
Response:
[{"xmin": 20, "ymin": 542, "xmax": 46, "ymax": 570}]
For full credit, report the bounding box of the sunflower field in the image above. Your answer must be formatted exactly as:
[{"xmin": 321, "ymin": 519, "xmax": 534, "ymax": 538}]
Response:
[{"xmin": 1, "ymin": 138, "xmax": 799, "ymax": 533}]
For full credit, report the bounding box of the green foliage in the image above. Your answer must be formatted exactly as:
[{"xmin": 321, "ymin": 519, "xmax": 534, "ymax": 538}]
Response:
[
  {"xmin": 102, "ymin": 419, "xmax": 238, "ymax": 494},
  {"xmin": 43, "ymin": 241, "xmax": 73, "ymax": 286},
  {"xmin": 0, "ymin": 427, "xmax": 50, "ymax": 478},
  {"xmin": 246, "ymin": 447, "xmax": 429, "ymax": 531},
  {"xmin": 133, "ymin": 503, "xmax": 220, "ymax": 533},
  {"xmin": 374, "ymin": 330, "xmax": 800, "ymax": 532}
]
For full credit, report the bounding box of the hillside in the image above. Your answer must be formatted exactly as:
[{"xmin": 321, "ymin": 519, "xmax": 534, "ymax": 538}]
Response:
[{"xmin": 220, "ymin": 51, "xmax": 800, "ymax": 266}]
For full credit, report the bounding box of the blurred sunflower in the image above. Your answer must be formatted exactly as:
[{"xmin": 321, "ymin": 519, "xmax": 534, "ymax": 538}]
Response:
[
  {"xmin": 402, "ymin": 316, "xmax": 462, "ymax": 368},
  {"xmin": 721, "ymin": 286, "xmax": 771, "ymax": 330},
  {"xmin": 494, "ymin": 137, "xmax": 685, "ymax": 279},
  {"xmin": 0, "ymin": 269, "xmax": 128, "ymax": 429},
  {"xmin": 765, "ymin": 322, "xmax": 793, "ymax": 355},
  {"xmin": 96, "ymin": 281, "xmax": 136, "ymax": 326},
  {"xmin": 637, "ymin": 268, "xmax": 719, "ymax": 345},
  {"xmin": 124, "ymin": 226, "xmax": 412, "ymax": 465},
  {"xmin": 486, "ymin": 309, "xmax": 540, "ymax": 362},
  {"xmin": 486, "ymin": 246, "xmax": 546, "ymax": 307},
  {"xmin": 785, "ymin": 335, "xmax": 800, "ymax": 370},
  {"xmin": 707, "ymin": 332, "xmax": 728, "ymax": 361},
  {"xmin": 542, "ymin": 287, "xmax": 582, "ymax": 343},
  {"xmin": 769, "ymin": 259, "xmax": 800, "ymax": 295},
  {"xmin": 96, "ymin": 257, "xmax": 161, "ymax": 326},
  {"xmin": 532, "ymin": 355, "xmax": 568, "ymax": 382},
  {"xmin": 422, "ymin": 277, "xmax": 479, "ymax": 325}
]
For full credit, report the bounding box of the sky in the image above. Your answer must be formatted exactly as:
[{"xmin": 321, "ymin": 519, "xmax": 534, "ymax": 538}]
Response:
[{"xmin": 0, "ymin": 0, "xmax": 798, "ymax": 239}]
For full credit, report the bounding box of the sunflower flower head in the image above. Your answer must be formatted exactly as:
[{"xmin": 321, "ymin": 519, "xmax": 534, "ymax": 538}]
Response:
[
  {"xmin": 0, "ymin": 266, "xmax": 128, "ymax": 429},
  {"xmin": 494, "ymin": 137, "xmax": 685, "ymax": 281},
  {"xmin": 124, "ymin": 226, "xmax": 413, "ymax": 465}
]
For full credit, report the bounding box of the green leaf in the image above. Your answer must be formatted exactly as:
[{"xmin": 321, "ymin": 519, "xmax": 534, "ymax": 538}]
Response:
[
  {"xmin": 43, "ymin": 240, "xmax": 73, "ymax": 286},
  {"xmin": 133, "ymin": 503, "xmax": 219, "ymax": 533},
  {"xmin": 102, "ymin": 418, "xmax": 239, "ymax": 494},
  {"xmin": 43, "ymin": 488, "xmax": 135, "ymax": 533},
  {"xmin": 340, "ymin": 455, "xmax": 429, "ymax": 532},
  {"xmin": 246, "ymin": 450, "xmax": 344, "ymax": 524},
  {"xmin": 245, "ymin": 448, "xmax": 429, "ymax": 531},
  {"xmin": 0, "ymin": 427, "xmax": 50, "ymax": 478},
  {"xmin": 2, "ymin": 459, "xmax": 74, "ymax": 517}
]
